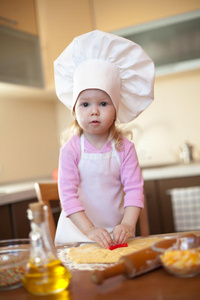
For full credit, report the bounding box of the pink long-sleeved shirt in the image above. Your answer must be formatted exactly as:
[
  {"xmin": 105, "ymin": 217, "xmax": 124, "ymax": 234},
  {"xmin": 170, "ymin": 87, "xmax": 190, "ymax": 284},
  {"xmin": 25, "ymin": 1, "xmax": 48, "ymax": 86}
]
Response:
[{"xmin": 58, "ymin": 135, "xmax": 144, "ymax": 216}]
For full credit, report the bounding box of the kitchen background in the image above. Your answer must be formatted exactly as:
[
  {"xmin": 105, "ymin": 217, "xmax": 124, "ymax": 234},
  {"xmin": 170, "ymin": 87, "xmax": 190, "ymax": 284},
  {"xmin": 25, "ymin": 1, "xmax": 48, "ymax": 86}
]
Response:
[{"xmin": 0, "ymin": 0, "xmax": 200, "ymax": 184}]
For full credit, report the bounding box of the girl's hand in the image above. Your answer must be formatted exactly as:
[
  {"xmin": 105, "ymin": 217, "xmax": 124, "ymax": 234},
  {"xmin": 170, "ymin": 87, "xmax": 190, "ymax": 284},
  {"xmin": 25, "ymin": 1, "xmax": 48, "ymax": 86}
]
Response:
[
  {"xmin": 86, "ymin": 227, "xmax": 112, "ymax": 249},
  {"xmin": 113, "ymin": 224, "xmax": 134, "ymax": 245}
]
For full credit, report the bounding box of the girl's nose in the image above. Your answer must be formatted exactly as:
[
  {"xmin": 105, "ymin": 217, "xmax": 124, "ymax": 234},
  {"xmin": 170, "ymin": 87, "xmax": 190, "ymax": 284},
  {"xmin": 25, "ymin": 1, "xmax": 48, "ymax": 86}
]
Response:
[{"xmin": 91, "ymin": 107, "xmax": 99, "ymax": 115}]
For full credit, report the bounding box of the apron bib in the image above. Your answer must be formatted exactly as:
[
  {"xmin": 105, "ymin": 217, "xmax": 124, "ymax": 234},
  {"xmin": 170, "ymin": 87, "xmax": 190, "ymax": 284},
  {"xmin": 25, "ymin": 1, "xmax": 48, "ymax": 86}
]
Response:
[{"xmin": 55, "ymin": 135, "xmax": 124, "ymax": 245}]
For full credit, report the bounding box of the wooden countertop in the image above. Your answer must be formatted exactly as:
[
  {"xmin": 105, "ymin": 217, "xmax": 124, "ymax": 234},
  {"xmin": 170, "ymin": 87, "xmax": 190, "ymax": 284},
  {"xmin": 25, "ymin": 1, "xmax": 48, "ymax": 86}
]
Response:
[
  {"xmin": 1, "ymin": 231, "xmax": 200, "ymax": 300},
  {"xmin": 1, "ymin": 268, "xmax": 200, "ymax": 300}
]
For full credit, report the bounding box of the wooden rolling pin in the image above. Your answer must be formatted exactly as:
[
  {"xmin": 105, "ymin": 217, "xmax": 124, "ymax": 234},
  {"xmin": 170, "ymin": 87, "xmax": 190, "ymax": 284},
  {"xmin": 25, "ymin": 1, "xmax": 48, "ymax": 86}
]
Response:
[{"xmin": 91, "ymin": 233, "xmax": 198, "ymax": 284}]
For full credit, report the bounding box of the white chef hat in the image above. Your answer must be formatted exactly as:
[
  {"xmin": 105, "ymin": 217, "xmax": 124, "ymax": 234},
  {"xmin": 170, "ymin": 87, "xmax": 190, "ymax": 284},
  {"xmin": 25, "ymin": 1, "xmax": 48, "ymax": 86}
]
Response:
[{"xmin": 54, "ymin": 30, "xmax": 155, "ymax": 123}]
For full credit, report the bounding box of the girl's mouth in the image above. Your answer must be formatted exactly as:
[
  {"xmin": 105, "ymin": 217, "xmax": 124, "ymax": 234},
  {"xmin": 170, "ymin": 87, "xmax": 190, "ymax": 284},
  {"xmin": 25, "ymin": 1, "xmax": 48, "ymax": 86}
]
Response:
[{"xmin": 90, "ymin": 120, "xmax": 100, "ymax": 126}]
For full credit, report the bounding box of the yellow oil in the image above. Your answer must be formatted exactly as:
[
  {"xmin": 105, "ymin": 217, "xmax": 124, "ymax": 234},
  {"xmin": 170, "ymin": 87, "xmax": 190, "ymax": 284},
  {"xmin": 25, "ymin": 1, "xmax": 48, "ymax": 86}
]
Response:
[{"xmin": 22, "ymin": 259, "xmax": 71, "ymax": 295}]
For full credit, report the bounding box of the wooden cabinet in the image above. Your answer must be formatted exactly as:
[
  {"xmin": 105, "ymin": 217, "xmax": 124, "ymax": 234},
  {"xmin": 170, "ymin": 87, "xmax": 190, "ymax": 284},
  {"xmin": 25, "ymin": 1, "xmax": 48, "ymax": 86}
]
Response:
[
  {"xmin": 144, "ymin": 175, "xmax": 200, "ymax": 235},
  {"xmin": 0, "ymin": 204, "xmax": 13, "ymax": 239},
  {"xmin": 35, "ymin": 0, "xmax": 93, "ymax": 88},
  {"xmin": 0, "ymin": 198, "xmax": 37, "ymax": 240},
  {"xmin": 0, "ymin": 1, "xmax": 43, "ymax": 88},
  {"xmin": 0, "ymin": 0, "xmax": 37, "ymax": 35},
  {"xmin": 144, "ymin": 180, "xmax": 163, "ymax": 235},
  {"xmin": 92, "ymin": 0, "xmax": 200, "ymax": 32},
  {"xmin": 49, "ymin": 200, "xmax": 61, "ymax": 228},
  {"xmin": 0, "ymin": 198, "xmax": 61, "ymax": 240},
  {"xmin": 11, "ymin": 198, "xmax": 37, "ymax": 238}
]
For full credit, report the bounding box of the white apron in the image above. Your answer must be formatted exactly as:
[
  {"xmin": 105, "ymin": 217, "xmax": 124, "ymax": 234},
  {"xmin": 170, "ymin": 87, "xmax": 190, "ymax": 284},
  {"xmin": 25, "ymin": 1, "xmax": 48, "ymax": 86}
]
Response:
[{"xmin": 55, "ymin": 135, "xmax": 124, "ymax": 245}]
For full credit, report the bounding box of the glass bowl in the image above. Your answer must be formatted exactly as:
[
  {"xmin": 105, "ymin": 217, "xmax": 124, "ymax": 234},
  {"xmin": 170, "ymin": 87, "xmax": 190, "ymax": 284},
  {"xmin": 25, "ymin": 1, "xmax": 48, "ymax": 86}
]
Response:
[
  {"xmin": 152, "ymin": 234, "xmax": 200, "ymax": 278},
  {"xmin": 0, "ymin": 239, "xmax": 30, "ymax": 290}
]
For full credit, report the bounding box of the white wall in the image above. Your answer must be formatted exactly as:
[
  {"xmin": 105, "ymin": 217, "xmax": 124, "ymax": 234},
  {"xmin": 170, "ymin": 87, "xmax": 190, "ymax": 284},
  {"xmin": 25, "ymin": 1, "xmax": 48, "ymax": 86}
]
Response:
[
  {"xmin": 0, "ymin": 97, "xmax": 59, "ymax": 183},
  {"xmin": 131, "ymin": 69, "xmax": 200, "ymax": 166}
]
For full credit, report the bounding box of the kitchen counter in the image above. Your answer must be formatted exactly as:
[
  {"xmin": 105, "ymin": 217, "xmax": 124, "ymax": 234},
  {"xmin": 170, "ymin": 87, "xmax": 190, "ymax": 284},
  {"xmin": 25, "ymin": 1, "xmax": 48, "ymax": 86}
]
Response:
[
  {"xmin": 142, "ymin": 161, "xmax": 200, "ymax": 181},
  {"xmin": 0, "ymin": 162, "xmax": 200, "ymax": 206},
  {"xmin": 0, "ymin": 178, "xmax": 53, "ymax": 206}
]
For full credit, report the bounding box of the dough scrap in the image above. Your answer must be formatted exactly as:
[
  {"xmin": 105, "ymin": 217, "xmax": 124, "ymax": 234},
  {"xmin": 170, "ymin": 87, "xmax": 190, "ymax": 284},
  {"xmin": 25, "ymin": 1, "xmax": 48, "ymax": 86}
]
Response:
[{"xmin": 67, "ymin": 237, "xmax": 163, "ymax": 264}]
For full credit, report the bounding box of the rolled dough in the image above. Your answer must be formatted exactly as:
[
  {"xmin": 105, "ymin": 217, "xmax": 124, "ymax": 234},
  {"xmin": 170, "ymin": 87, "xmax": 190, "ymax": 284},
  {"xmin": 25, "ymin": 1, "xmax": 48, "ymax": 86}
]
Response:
[{"xmin": 67, "ymin": 237, "xmax": 164, "ymax": 264}]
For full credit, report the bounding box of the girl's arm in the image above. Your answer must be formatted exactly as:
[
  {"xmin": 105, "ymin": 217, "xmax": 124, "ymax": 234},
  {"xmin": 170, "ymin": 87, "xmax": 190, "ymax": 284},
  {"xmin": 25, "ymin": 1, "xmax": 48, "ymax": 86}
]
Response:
[
  {"xmin": 113, "ymin": 206, "xmax": 141, "ymax": 244},
  {"xmin": 115, "ymin": 138, "xmax": 143, "ymax": 244},
  {"xmin": 69, "ymin": 211, "xmax": 113, "ymax": 249}
]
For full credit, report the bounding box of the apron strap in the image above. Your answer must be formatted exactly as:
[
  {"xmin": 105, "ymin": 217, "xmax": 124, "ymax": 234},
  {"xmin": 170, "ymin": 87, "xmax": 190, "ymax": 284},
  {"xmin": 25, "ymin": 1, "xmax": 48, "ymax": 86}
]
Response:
[
  {"xmin": 81, "ymin": 134, "xmax": 85, "ymax": 155},
  {"xmin": 111, "ymin": 140, "xmax": 121, "ymax": 166}
]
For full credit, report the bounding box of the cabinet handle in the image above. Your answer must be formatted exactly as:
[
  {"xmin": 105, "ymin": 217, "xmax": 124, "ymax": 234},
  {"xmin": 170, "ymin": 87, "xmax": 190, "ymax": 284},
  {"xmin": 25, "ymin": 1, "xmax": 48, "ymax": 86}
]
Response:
[{"xmin": 0, "ymin": 16, "xmax": 18, "ymax": 26}]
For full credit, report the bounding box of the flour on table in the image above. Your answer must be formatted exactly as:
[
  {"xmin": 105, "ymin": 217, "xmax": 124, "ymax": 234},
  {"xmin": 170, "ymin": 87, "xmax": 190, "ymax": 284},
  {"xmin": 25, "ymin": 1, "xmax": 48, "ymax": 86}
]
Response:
[{"xmin": 67, "ymin": 237, "xmax": 164, "ymax": 264}]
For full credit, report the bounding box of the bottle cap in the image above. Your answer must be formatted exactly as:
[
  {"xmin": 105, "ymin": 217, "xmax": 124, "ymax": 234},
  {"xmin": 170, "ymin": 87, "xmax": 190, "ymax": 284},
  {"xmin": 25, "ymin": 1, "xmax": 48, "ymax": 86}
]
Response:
[{"xmin": 28, "ymin": 202, "xmax": 45, "ymax": 223}]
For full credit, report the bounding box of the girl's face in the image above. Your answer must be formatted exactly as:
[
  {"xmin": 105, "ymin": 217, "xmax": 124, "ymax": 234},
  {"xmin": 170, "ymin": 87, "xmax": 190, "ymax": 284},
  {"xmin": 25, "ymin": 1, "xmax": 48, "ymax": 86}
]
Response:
[{"xmin": 74, "ymin": 89, "xmax": 116, "ymax": 138}]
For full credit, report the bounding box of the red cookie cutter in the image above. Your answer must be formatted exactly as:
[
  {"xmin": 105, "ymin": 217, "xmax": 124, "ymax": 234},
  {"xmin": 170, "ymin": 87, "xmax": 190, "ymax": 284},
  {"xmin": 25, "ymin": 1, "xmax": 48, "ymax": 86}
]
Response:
[{"xmin": 109, "ymin": 243, "xmax": 128, "ymax": 250}]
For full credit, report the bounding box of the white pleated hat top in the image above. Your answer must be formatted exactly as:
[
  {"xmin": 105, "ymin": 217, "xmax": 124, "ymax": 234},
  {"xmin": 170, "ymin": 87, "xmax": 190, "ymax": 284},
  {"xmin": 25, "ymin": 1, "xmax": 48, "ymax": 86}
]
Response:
[{"xmin": 54, "ymin": 30, "xmax": 155, "ymax": 123}]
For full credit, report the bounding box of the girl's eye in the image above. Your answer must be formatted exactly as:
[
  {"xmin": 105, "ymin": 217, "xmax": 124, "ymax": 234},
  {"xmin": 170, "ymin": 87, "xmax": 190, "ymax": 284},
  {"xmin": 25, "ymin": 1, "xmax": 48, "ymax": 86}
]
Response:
[
  {"xmin": 82, "ymin": 102, "xmax": 89, "ymax": 107},
  {"xmin": 100, "ymin": 102, "xmax": 107, "ymax": 106}
]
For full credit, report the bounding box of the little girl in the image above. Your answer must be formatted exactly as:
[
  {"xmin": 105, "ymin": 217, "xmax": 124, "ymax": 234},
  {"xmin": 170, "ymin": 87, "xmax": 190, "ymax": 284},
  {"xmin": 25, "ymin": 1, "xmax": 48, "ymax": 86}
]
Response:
[{"xmin": 54, "ymin": 30, "xmax": 155, "ymax": 248}]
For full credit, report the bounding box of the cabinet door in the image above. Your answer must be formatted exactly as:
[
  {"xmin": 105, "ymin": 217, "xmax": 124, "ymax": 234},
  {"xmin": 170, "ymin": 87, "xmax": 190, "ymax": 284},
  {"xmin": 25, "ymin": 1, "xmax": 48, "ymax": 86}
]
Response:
[
  {"xmin": 158, "ymin": 176, "xmax": 200, "ymax": 233},
  {"xmin": 49, "ymin": 200, "xmax": 61, "ymax": 227},
  {"xmin": 144, "ymin": 180, "xmax": 163, "ymax": 234},
  {"xmin": 11, "ymin": 198, "xmax": 37, "ymax": 238},
  {"xmin": 0, "ymin": 0, "xmax": 37, "ymax": 35},
  {"xmin": 0, "ymin": 205, "xmax": 13, "ymax": 239}
]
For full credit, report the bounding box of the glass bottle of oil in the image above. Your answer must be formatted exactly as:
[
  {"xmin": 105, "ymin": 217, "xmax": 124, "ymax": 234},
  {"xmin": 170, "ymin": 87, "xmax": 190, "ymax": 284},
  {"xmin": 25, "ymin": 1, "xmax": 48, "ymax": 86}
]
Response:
[{"xmin": 22, "ymin": 202, "xmax": 71, "ymax": 295}]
